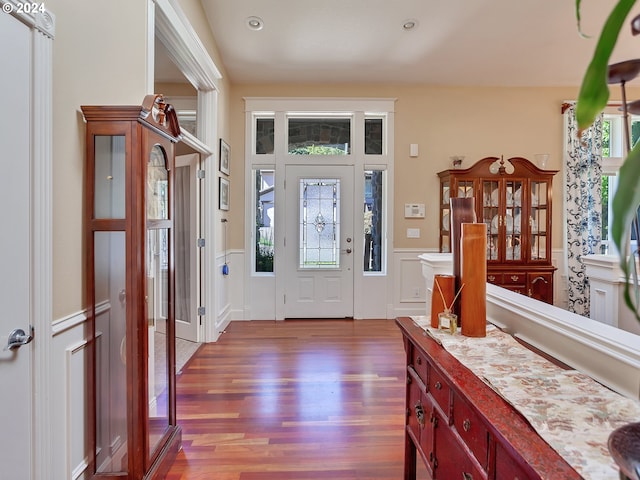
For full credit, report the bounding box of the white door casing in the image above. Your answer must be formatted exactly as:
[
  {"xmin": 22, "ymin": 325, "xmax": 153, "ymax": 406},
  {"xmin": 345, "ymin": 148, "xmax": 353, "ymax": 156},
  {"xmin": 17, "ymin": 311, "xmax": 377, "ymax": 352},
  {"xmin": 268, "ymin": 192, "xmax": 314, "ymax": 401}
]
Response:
[
  {"xmin": 154, "ymin": 0, "xmax": 222, "ymax": 341},
  {"xmin": 284, "ymin": 165, "xmax": 354, "ymax": 318}
]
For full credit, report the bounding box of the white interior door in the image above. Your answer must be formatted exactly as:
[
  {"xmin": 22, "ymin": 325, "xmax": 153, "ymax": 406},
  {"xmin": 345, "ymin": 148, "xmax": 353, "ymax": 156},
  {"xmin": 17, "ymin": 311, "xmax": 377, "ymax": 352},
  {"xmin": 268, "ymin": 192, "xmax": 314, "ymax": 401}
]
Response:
[
  {"xmin": 0, "ymin": 10, "xmax": 34, "ymax": 479},
  {"xmin": 175, "ymin": 153, "xmax": 199, "ymax": 341},
  {"xmin": 284, "ymin": 165, "xmax": 354, "ymax": 318}
]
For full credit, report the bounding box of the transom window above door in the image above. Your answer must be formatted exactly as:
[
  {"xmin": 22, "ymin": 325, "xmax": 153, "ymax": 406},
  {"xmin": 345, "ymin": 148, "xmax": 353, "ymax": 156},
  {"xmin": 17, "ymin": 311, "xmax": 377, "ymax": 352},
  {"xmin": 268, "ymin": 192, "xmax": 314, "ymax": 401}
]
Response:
[
  {"xmin": 252, "ymin": 111, "xmax": 385, "ymax": 156},
  {"xmin": 288, "ymin": 117, "xmax": 351, "ymax": 155}
]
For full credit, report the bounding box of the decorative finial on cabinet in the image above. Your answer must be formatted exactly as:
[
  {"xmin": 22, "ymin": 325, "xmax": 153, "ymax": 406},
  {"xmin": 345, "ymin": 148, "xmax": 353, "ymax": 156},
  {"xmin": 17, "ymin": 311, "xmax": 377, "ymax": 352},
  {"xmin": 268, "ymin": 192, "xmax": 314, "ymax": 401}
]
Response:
[{"xmin": 451, "ymin": 156, "xmax": 465, "ymax": 169}]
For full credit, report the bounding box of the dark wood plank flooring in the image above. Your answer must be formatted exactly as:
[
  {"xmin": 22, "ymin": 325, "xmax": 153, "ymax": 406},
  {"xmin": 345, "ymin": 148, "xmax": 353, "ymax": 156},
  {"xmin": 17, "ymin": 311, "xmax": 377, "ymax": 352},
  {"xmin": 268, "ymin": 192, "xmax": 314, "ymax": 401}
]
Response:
[{"xmin": 166, "ymin": 319, "xmax": 407, "ymax": 480}]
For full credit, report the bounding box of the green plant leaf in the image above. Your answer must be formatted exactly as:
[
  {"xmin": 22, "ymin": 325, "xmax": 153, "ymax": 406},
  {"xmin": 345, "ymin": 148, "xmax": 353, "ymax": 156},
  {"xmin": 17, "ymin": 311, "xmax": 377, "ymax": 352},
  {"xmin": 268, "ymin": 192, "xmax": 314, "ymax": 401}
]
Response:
[
  {"xmin": 576, "ymin": 0, "xmax": 636, "ymax": 131},
  {"xmin": 575, "ymin": 0, "xmax": 591, "ymax": 38},
  {"xmin": 576, "ymin": 0, "xmax": 583, "ymax": 33},
  {"xmin": 612, "ymin": 141, "xmax": 640, "ymax": 321}
]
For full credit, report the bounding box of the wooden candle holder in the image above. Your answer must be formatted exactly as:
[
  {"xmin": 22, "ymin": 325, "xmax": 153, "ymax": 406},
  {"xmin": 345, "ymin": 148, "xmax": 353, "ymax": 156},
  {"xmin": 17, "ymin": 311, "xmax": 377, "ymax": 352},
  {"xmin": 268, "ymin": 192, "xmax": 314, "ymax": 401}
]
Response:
[{"xmin": 460, "ymin": 223, "xmax": 487, "ymax": 337}]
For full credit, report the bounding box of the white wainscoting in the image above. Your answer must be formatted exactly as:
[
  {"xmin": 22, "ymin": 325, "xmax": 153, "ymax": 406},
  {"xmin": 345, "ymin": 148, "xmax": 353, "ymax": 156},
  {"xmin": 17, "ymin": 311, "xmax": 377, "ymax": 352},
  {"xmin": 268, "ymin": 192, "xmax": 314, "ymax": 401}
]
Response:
[
  {"xmin": 583, "ymin": 254, "xmax": 640, "ymax": 336},
  {"xmin": 226, "ymin": 248, "xmax": 567, "ymax": 323},
  {"xmin": 551, "ymin": 248, "xmax": 568, "ymax": 309},
  {"xmin": 212, "ymin": 250, "xmax": 239, "ymax": 340},
  {"xmin": 51, "ymin": 311, "xmax": 89, "ymax": 480},
  {"xmin": 392, "ymin": 249, "xmax": 431, "ymax": 318}
]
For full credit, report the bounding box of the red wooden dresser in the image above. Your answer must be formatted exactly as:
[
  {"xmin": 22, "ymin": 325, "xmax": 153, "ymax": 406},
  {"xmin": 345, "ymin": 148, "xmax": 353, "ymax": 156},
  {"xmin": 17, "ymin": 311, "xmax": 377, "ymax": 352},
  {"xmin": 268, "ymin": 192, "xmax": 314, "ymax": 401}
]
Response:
[{"xmin": 396, "ymin": 317, "xmax": 581, "ymax": 480}]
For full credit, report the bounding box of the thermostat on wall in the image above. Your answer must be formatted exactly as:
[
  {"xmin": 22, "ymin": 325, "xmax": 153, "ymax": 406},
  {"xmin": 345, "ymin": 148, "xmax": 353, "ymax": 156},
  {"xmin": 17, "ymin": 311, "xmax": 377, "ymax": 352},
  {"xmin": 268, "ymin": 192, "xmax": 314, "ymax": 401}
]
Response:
[{"xmin": 404, "ymin": 203, "xmax": 425, "ymax": 218}]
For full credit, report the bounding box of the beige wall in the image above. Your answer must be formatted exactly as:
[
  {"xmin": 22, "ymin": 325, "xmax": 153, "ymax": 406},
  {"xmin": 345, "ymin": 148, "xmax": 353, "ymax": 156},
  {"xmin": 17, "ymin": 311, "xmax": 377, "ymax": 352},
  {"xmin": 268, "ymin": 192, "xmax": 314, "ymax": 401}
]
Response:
[
  {"xmin": 48, "ymin": 0, "xmax": 232, "ymax": 320},
  {"xmin": 48, "ymin": 0, "xmax": 149, "ymax": 318},
  {"xmin": 228, "ymin": 84, "xmax": 640, "ymax": 254},
  {"xmin": 229, "ymin": 83, "xmax": 583, "ymax": 251},
  {"xmin": 46, "ymin": 0, "xmax": 636, "ymax": 318}
]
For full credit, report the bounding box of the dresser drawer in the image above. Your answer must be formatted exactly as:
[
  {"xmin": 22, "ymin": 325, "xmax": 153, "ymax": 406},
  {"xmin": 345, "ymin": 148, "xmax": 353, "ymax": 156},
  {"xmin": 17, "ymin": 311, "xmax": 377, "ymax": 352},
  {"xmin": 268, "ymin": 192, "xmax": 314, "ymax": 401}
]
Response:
[
  {"xmin": 503, "ymin": 272, "xmax": 525, "ymax": 285},
  {"xmin": 428, "ymin": 364, "xmax": 450, "ymax": 417},
  {"xmin": 453, "ymin": 392, "xmax": 489, "ymax": 469},
  {"xmin": 411, "ymin": 345, "xmax": 428, "ymax": 381},
  {"xmin": 486, "ymin": 273, "xmax": 502, "ymax": 284},
  {"xmin": 495, "ymin": 443, "xmax": 536, "ymax": 479},
  {"xmin": 434, "ymin": 416, "xmax": 487, "ymax": 480}
]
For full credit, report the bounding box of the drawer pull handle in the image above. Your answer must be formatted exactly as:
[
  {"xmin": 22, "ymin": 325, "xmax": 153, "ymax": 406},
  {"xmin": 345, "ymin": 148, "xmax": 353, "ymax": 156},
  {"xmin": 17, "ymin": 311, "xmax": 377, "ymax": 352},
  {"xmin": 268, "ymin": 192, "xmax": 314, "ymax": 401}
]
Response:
[
  {"xmin": 511, "ymin": 275, "xmax": 520, "ymax": 282},
  {"xmin": 415, "ymin": 403, "xmax": 425, "ymax": 428},
  {"xmin": 434, "ymin": 381, "xmax": 442, "ymax": 390},
  {"xmin": 416, "ymin": 356, "xmax": 422, "ymax": 365},
  {"xmin": 487, "ymin": 275, "xmax": 495, "ymax": 282},
  {"xmin": 463, "ymin": 419, "xmax": 471, "ymax": 432}
]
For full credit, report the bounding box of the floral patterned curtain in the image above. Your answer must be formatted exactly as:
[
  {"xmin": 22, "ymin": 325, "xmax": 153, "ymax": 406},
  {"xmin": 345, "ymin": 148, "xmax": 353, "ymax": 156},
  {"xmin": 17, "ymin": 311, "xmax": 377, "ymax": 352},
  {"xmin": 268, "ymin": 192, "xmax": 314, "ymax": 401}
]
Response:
[{"xmin": 563, "ymin": 103, "xmax": 603, "ymax": 317}]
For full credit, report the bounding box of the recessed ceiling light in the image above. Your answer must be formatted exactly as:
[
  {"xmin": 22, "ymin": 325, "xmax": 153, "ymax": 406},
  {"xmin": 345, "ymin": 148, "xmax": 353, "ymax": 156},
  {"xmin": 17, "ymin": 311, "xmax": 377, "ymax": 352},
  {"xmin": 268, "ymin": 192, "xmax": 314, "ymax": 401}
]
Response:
[
  {"xmin": 246, "ymin": 16, "xmax": 264, "ymax": 31},
  {"xmin": 402, "ymin": 19, "xmax": 418, "ymax": 30}
]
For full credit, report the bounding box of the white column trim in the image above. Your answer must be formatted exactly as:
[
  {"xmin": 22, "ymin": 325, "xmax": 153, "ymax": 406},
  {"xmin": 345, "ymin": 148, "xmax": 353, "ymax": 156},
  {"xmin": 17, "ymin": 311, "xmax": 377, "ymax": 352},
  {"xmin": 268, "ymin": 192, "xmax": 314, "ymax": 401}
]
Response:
[
  {"xmin": 30, "ymin": 7, "xmax": 55, "ymax": 479},
  {"xmin": 0, "ymin": 1, "xmax": 55, "ymax": 37}
]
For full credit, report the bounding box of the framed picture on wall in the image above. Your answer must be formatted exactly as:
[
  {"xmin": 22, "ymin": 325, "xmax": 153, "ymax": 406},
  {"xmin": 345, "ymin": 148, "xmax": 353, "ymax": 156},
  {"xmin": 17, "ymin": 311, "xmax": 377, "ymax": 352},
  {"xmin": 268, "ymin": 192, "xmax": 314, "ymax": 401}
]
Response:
[
  {"xmin": 219, "ymin": 176, "xmax": 230, "ymax": 210},
  {"xmin": 219, "ymin": 138, "xmax": 230, "ymax": 175}
]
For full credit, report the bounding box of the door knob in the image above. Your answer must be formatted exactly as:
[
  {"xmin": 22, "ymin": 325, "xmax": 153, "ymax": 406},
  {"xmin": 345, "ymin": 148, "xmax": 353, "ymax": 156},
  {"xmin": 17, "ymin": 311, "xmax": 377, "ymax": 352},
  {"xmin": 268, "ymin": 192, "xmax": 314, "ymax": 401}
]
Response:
[{"xmin": 5, "ymin": 326, "xmax": 34, "ymax": 351}]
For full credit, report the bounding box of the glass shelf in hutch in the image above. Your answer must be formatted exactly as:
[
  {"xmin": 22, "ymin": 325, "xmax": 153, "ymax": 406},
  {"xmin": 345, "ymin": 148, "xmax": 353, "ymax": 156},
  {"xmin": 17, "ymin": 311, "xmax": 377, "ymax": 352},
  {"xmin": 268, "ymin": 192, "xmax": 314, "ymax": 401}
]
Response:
[{"xmin": 438, "ymin": 156, "xmax": 558, "ymax": 304}]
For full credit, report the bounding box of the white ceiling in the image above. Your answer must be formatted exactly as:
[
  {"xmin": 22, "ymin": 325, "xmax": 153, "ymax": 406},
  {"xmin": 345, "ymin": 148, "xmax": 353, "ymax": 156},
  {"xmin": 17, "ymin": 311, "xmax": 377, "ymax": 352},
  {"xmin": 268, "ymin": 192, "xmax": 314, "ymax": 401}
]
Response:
[{"xmin": 157, "ymin": 0, "xmax": 640, "ymax": 87}]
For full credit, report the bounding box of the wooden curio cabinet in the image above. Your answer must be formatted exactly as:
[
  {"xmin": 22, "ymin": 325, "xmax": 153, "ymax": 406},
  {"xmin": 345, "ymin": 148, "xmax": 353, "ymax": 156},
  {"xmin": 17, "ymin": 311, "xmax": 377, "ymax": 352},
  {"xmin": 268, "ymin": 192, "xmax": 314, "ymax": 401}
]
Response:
[
  {"xmin": 438, "ymin": 157, "xmax": 557, "ymax": 304},
  {"xmin": 82, "ymin": 95, "xmax": 182, "ymax": 479}
]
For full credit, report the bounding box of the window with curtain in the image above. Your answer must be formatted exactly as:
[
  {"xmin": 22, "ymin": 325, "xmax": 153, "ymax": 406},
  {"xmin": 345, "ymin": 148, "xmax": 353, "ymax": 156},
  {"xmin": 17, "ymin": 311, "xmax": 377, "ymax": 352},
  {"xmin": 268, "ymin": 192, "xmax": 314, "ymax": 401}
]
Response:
[{"xmin": 600, "ymin": 112, "xmax": 640, "ymax": 255}]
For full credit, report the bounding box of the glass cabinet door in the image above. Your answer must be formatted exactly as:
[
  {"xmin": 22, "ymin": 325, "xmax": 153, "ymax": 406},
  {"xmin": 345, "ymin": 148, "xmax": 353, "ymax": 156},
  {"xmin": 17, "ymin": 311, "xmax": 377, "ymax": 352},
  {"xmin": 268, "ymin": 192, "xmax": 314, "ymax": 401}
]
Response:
[
  {"xmin": 94, "ymin": 136, "xmax": 126, "ymax": 219},
  {"xmin": 92, "ymin": 134, "xmax": 128, "ymax": 475},
  {"xmin": 530, "ymin": 180, "xmax": 548, "ymax": 261},
  {"xmin": 441, "ymin": 178, "xmax": 451, "ymax": 252},
  {"xmin": 505, "ymin": 179, "xmax": 523, "ymax": 262},
  {"xmin": 482, "ymin": 179, "xmax": 499, "ymax": 260},
  {"xmin": 94, "ymin": 231, "xmax": 128, "ymax": 474},
  {"xmin": 146, "ymin": 144, "xmax": 171, "ymax": 460}
]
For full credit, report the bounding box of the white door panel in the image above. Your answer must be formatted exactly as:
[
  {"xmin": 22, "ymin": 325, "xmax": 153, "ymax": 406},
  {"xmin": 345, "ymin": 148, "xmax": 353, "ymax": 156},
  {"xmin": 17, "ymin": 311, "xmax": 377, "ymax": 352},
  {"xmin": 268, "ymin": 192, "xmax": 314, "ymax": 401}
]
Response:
[
  {"xmin": 284, "ymin": 165, "xmax": 354, "ymax": 318},
  {"xmin": 175, "ymin": 153, "xmax": 199, "ymax": 341},
  {"xmin": 0, "ymin": 11, "xmax": 33, "ymax": 480}
]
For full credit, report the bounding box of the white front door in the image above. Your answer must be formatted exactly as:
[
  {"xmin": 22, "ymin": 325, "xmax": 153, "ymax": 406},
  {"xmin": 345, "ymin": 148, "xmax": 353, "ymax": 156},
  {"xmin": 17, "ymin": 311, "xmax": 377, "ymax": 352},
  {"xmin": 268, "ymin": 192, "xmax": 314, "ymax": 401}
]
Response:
[
  {"xmin": 284, "ymin": 165, "xmax": 354, "ymax": 318},
  {"xmin": 0, "ymin": 10, "xmax": 34, "ymax": 479},
  {"xmin": 174, "ymin": 153, "xmax": 199, "ymax": 342}
]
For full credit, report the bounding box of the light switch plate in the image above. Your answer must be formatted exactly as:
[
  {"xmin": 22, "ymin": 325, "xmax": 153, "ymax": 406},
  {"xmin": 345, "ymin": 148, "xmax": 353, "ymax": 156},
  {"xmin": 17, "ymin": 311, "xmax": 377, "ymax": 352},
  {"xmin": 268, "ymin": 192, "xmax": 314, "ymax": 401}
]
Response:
[{"xmin": 407, "ymin": 228, "xmax": 421, "ymax": 238}]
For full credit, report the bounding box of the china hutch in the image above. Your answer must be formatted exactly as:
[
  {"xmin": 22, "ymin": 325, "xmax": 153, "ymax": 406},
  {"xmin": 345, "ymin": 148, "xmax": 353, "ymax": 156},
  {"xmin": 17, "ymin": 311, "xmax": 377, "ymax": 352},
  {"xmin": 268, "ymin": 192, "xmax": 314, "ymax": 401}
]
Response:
[
  {"xmin": 438, "ymin": 157, "xmax": 557, "ymax": 304},
  {"xmin": 81, "ymin": 95, "xmax": 182, "ymax": 479}
]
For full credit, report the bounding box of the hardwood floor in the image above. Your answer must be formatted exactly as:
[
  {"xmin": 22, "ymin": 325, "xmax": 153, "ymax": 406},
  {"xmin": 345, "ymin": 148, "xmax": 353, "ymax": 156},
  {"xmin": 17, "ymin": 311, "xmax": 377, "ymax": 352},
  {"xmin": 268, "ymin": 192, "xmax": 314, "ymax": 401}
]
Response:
[{"xmin": 166, "ymin": 319, "xmax": 407, "ymax": 480}]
